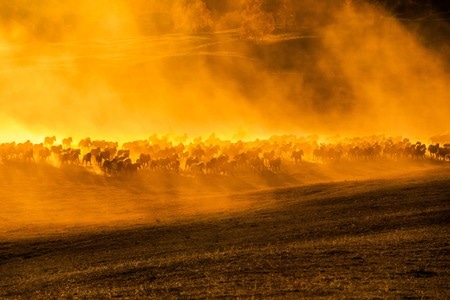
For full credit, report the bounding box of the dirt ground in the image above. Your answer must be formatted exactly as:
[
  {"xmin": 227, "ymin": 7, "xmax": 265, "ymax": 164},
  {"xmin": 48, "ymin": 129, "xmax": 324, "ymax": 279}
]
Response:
[{"xmin": 0, "ymin": 159, "xmax": 449, "ymax": 298}]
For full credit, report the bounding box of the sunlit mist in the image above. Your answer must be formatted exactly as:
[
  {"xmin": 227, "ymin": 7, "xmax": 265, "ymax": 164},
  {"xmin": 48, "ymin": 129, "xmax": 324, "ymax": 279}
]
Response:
[{"xmin": 0, "ymin": 0, "xmax": 449, "ymax": 144}]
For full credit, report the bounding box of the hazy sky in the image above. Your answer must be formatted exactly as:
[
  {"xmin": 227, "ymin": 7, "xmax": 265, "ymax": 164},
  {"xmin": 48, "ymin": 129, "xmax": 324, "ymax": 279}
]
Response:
[{"xmin": 0, "ymin": 0, "xmax": 448, "ymax": 144}]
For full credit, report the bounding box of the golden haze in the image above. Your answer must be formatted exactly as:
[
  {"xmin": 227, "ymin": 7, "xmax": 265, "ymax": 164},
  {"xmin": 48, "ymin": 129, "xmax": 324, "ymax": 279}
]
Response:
[{"xmin": 0, "ymin": 0, "xmax": 448, "ymax": 144}]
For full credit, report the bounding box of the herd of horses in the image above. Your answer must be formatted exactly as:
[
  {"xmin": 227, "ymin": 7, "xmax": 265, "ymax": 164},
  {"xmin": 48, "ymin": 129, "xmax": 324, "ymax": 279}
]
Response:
[{"xmin": 1, "ymin": 134, "xmax": 449, "ymax": 177}]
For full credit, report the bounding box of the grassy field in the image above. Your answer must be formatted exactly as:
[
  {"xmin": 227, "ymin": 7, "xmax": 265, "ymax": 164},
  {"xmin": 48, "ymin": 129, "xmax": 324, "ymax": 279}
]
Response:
[{"xmin": 0, "ymin": 160, "xmax": 449, "ymax": 298}]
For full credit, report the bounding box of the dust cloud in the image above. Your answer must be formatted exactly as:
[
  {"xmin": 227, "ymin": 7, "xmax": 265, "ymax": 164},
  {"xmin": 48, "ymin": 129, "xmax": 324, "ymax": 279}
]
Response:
[{"xmin": 0, "ymin": 0, "xmax": 449, "ymax": 144}]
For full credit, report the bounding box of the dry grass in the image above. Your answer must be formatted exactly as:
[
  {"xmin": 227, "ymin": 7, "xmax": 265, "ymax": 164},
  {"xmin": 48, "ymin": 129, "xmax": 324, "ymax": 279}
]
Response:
[{"xmin": 0, "ymin": 160, "xmax": 449, "ymax": 298}]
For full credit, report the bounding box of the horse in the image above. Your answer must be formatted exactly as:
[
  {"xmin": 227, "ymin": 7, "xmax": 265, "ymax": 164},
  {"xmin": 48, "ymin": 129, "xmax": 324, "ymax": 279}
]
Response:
[
  {"xmin": 62, "ymin": 137, "xmax": 72, "ymax": 149},
  {"xmin": 82, "ymin": 152, "xmax": 92, "ymax": 166},
  {"xmin": 44, "ymin": 136, "xmax": 56, "ymax": 147},
  {"xmin": 428, "ymin": 144, "xmax": 439, "ymax": 158},
  {"xmin": 185, "ymin": 156, "xmax": 200, "ymax": 171},
  {"xmin": 39, "ymin": 147, "xmax": 51, "ymax": 161},
  {"xmin": 139, "ymin": 153, "xmax": 151, "ymax": 168},
  {"xmin": 268, "ymin": 157, "xmax": 281, "ymax": 172},
  {"xmin": 78, "ymin": 138, "xmax": 92, "ymax": 150},
  {"xmin": 291, "ymin": 150, "xmax": 304, "ymax": 164},
  {"xmin": 190, "ymin": 162, "xmax": 205, "ymax": 174},
  {"xmin": 437, "ymin": 146, "xmax": 450, "ymax": 161},
  {"xmin": 96, "ymin": 149, "xmax": 111, "ymax": 166}
]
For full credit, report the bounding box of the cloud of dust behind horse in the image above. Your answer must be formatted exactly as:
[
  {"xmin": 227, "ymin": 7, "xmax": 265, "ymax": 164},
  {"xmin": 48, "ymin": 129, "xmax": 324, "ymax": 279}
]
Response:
[
  {"xmin": 319, "ymin": 2, "xmax": 449, "ymax": 139},
  {"xmin": 0, "ymin": 0, "xmax": 448, "ymax": 143}
]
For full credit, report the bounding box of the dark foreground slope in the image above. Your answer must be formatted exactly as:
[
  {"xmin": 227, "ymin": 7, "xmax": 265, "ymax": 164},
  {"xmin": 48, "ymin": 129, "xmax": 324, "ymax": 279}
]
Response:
[{"xmin": 0, "ymin": 165, "xmax": 449, "ymax": 298}]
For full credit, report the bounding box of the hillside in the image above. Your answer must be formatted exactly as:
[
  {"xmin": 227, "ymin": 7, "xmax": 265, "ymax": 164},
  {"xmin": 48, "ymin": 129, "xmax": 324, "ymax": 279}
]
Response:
[{"xmin": 0, "ymin": 161, "xmax": 449, "ymax": 298}]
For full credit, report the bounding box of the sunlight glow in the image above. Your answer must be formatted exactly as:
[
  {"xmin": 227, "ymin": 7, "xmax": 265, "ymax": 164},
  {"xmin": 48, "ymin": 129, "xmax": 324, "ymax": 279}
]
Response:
[{"xmin": 0, "ymin": 0, "xmax": 448, "ymax": 144}]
